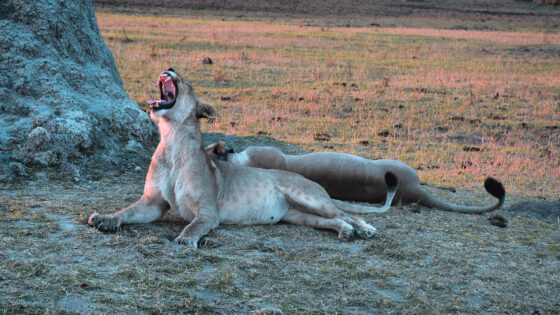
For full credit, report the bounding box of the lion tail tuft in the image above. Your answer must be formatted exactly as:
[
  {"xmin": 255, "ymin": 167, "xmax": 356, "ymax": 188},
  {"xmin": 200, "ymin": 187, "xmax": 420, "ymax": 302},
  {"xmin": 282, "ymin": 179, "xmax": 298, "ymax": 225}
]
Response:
[{"xmin": 484, "ymin": 177, "xmax": 505, "ymax": 200}]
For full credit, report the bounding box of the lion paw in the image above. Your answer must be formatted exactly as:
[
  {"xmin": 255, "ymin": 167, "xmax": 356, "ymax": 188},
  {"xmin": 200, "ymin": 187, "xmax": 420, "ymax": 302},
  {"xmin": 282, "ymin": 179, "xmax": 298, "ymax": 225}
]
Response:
[
  {"xmin": 356, "ymin": 224, "xmax": 377, "ymax": 239},
  {"xmin": 336, "ymin": 220, "xmax": 356, "ymax": 241},
  {"xmin": 174, "ymin": 235, "xmax": 199, "ymax": 248},
  {"xmin": 88, "ymin": 213, "xmax": 121, "ymax": 232}
]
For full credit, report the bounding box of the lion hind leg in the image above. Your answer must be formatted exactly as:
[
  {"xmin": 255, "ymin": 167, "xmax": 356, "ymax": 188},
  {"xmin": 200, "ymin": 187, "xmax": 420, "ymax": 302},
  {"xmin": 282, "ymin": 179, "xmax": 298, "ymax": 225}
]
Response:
[
  {"xmin": 280, "ymin": 187, "xmax": 377, "ymax": 239},
  {"xmin": 331, "ymin": 172, "xmax": 399, "ymax": 214},
  {"xmin": 281, "ymin": 209, "xmax": 355, "ymax": 241}
]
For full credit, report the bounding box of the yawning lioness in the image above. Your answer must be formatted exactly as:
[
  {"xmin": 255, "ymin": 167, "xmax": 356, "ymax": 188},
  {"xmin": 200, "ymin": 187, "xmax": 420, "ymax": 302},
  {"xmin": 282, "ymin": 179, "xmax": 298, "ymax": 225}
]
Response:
[{"xmin": 88, "ymin": 69, "xmax": 399, "ymax": 247}]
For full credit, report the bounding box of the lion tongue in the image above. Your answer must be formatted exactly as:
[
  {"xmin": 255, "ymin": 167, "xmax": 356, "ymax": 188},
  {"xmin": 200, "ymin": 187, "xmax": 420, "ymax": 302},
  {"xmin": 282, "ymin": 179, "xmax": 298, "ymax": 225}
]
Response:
[{"xmin": 147, "ymin": 99, "xmax": 170, "ymax": 107}]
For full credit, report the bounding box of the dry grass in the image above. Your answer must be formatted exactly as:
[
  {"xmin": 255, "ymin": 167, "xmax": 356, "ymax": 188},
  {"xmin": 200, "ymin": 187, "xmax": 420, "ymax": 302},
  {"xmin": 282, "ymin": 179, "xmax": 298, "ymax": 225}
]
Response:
[
  {"xmin": 1, "ymin": 177, "xmax": 559, "ymax": 313},
  {"xmin": 2, "ymin": 4, "xmax": 559, "ymax": 314},
  {"xmin": 96, "ymin": 0, "xmax": 560, "ymax": 32},
  {"xmin": 96, "ymin": 12, "xmax": 559, "ymax": 197},
  {"xmin": 381, "ymin": 27, "xmax": 560, "ymax": 45}
]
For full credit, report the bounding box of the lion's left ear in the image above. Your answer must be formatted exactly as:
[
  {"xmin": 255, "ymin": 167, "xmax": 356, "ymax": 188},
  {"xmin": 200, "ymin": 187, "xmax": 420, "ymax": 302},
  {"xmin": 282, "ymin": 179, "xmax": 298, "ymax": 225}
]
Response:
[
  {"xmin": 204, "ymin": 141, "xmax": 226, "ymax": 159},
  {"xmin": 196, "ymin": 99, "xmax": 217, "ymax": 120}
]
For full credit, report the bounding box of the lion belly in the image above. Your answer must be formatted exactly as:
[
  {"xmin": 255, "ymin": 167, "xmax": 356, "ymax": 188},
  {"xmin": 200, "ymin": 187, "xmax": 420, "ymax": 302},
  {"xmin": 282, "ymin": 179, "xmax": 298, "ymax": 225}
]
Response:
[{"xmin": 217, "ymin": 187, "xmax": 290, "ymax": 225}]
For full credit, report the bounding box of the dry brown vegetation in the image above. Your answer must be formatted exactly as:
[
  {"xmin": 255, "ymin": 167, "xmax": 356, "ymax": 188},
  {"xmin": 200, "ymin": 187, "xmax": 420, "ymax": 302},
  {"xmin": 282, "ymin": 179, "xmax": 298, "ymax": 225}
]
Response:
[
  {"xmin": 1, "ymin": 1, "xmax": 559, "ymax": 313},
  {"xmin": 1, "ymin": 175, "xmax": 559, "ymax": 313},
  {"xmin": 96, "ymin": 10, "xmax": 560, "ymax": 197}
]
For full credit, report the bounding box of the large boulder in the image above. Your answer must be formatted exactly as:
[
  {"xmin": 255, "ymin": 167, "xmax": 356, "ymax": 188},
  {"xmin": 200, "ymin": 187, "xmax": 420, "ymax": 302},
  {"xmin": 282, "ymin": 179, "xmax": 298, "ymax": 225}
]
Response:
[{"xmin": 0, "ymin": 0, "xmax": 156, "ymax": 181}]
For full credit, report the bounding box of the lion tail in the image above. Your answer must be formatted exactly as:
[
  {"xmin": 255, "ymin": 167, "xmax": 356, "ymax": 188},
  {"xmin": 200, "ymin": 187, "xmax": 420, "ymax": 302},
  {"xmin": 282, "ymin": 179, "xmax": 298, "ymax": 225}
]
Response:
[{"xmin": 413, "ymin": 177, "xmax": 505, "ymax": 214}]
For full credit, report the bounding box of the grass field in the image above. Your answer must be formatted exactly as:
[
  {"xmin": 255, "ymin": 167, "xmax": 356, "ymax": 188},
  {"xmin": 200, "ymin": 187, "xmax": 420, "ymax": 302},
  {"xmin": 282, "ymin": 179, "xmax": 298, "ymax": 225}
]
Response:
[
  {"xmin": 1, "ymin": 176, "xmax": 559, "ymax": 313},
  {"xmin": 96, "ymin": 11, "xmax": 559, "ymax": 197},
  {"xmin": 1, "ymin": 3, "xmax": 559, "ymax": 314}
]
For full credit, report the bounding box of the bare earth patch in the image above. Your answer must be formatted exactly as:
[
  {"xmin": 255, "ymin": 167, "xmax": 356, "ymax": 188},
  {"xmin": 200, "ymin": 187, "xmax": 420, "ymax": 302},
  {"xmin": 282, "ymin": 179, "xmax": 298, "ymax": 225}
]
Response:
[{"xmin": 1, "ymin": 171, "xmax": 558, "ymax": 313}]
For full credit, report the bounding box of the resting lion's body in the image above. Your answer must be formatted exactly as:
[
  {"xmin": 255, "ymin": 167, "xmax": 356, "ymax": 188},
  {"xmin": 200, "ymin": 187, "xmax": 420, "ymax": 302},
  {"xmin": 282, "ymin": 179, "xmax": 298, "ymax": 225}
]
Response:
[
  {"xmin": 88, "ymin": 69, "xmax": 399, "ymax": 247},
  {"xmin": 206, "ymin": 144, "xmax": 506, "ymax": 214},
  {"xmin": 233, "ymin": 148, "xmax": 413, "ymax": 203}
]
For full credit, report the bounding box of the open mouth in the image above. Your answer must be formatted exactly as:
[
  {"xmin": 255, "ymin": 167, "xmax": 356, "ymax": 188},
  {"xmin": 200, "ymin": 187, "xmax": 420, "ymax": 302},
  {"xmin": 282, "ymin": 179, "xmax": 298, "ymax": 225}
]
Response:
[{"xmin": 147, "ymin": 71, "xmax": 177, "ymax": 111}]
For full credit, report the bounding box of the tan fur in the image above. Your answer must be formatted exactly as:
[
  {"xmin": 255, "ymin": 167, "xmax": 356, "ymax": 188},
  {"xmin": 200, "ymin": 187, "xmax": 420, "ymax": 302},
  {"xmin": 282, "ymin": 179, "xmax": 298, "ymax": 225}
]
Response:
[
  {"xmin": 207, "ymin": 143, "xmax": 505, "ymax": 214},
  {"xmin": 89, "ymin": 70, "xmax": 397, "ymax": 247}
]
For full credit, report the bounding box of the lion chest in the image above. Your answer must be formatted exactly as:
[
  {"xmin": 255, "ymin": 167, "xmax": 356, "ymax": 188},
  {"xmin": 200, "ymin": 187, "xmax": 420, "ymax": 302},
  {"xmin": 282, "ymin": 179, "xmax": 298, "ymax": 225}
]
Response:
[
  {"xmin": 153, "ymin": 167, "xmax": 190, "ymax": 219},
  {"xmin": 152, "ymin": 156, "xmax": 204, "ymax": 222}
]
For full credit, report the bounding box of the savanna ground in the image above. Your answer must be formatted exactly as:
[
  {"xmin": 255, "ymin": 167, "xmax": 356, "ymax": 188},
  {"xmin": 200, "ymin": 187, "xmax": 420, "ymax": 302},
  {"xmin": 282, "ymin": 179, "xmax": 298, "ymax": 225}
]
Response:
[{"xmin": 1, "ymin": 1, "xmax": 560, "ymax": 313}]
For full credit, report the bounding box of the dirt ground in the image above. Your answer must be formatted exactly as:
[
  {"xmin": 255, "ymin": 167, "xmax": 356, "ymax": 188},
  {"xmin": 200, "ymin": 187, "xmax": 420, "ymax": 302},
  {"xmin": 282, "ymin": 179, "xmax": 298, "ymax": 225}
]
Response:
[{"xmin": 1, "ymin": 136, "xmax": 559, "ymax": 313}]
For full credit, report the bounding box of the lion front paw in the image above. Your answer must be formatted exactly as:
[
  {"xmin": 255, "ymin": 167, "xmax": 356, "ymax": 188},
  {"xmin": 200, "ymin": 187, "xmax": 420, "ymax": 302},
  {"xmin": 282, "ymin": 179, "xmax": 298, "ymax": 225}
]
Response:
[
  {"xmin": 88, "ymin": 213, "xmax": 121, "ymax": 232},
  {"xmin": 174, "ymin": 235, "xmax": 199, "ymax": 248}
]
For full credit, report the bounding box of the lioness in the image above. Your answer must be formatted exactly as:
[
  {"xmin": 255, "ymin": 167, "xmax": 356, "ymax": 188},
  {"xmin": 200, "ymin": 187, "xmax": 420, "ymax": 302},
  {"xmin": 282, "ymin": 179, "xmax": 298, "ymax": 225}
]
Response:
[
  {"xmin": 88, "ymin": 69, "xmax": 399, "ymax": 247},
  {"xmin": 204, "ymin": 142, "xmax": 505, "ymax": 214}
]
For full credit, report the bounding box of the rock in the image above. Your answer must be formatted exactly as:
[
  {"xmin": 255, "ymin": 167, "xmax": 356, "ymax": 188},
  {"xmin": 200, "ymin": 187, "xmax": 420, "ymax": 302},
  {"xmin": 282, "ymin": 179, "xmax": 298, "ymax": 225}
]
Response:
[
  {"xmin": 314, "ymin": 133, "xmax": 331, "ymax": 142},
  {"xmin": 251, "ymin": 308, "xmax": 284, "ymax": 315},
  {"xmin": 60, "ymin": 162, "xmax": 81, "ymax": 180},
  {"xmin": 488, "ymin": 214, "xmax": 508, "ymax": 228},
  {"xmin": 25, "ymin": 127, "xmax": 52, "ymax": 149},
  {"xmin": 8, "ymin": 162, "xmax": 27, "ymax": 177},
  {"xmin": 504, "ymin": 201, "xmax": 560, "ymax": 223},
  {"xmin": 0, "ymin": 173, "xmax": 11, "ymax": 183},
  {"xmin": 463, "ymin": 146, "xmax": 481, "ymax": 152},
  {"xmin": 0, "ymin": 0, "xmax": 157, "ymax": 177},
  {"xmin": 125, "ymin": 139, "xmax": 144, "ymax": 153},
  {"xmin": 89, "ymin": 154, "xmax": 122, "ymax": 170},
  {"xmin": 0, "ymin": 162, "xmax": 26, "ymax": 182},
  {"xmin": 378, "ymin": 130, "xmax": 391, "ymax": 137}
]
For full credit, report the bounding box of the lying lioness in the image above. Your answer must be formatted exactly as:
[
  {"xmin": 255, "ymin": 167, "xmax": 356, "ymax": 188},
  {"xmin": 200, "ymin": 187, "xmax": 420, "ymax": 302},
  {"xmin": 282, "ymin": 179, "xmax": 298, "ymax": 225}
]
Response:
[
  {"xmin": 204, "ymin": 142, "xmax": 505, "ymax": 214},
  {"xmin": 88, "ymin": 69, "xmax": 399, "ymax": 247}
]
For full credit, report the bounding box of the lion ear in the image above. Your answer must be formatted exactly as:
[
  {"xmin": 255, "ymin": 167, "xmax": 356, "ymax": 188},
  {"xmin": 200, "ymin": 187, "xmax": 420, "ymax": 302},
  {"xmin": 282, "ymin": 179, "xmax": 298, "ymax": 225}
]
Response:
[
  {"xmin": 196, "ymin": 99, "xmax": 217, "ymax": 120},
  {"xmin": 204, "ymin": 141, "xmax": 225, "ymax": 158}
]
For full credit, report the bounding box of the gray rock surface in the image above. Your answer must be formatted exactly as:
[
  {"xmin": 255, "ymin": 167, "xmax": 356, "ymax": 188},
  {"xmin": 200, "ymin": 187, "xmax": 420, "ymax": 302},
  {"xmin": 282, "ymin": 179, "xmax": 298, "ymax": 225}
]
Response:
[
  {"xmin": 504, "ymin": 201, "xmax": 560, "ymax": 223},
  {"xmin": 0, "ymin": 0, "xmax": 156, "ymax": 181}
]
